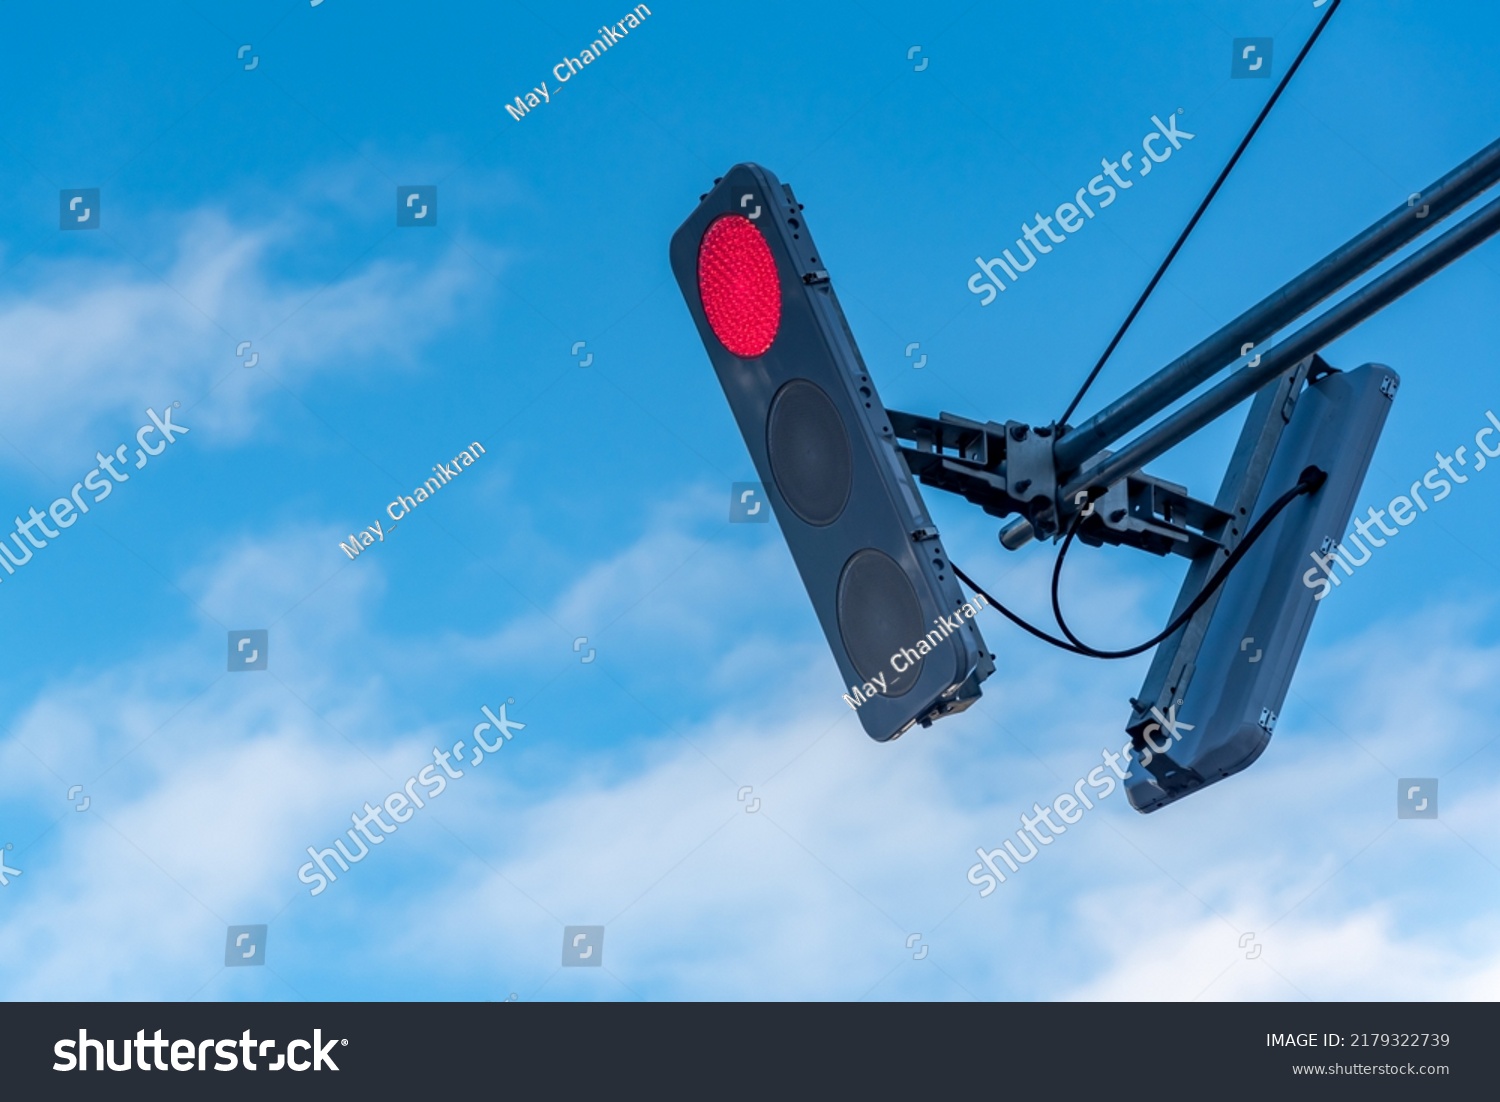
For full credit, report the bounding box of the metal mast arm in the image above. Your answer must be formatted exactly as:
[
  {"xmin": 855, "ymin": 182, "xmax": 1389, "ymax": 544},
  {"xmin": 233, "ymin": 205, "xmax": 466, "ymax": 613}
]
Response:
[{"xmin": 1055, "ymin": 136, "xmax": 1500, "ymax": 473}]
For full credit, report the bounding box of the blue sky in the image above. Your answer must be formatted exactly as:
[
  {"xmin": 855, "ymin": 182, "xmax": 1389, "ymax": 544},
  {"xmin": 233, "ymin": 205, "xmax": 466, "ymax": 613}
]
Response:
[{"xmin": 1, "ymin": 0, "xmax": 1499, "ymax": 1001}]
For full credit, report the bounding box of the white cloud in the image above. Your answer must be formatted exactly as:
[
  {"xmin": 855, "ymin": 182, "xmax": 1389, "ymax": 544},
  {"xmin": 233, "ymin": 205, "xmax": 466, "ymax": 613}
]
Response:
[
  {"xmin": 0, "ymin": 203, "xmax": 488, "ymax": 472},
  {"xmin": 3, "ymin": 496, "xmax": 1499, "ymax": 1002}
]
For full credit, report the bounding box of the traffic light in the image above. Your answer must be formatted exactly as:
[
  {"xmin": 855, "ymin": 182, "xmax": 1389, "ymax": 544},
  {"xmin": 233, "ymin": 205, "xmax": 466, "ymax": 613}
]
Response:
[
  {"xmin": 1123, "ymin": 362, "xmax": 1398, "ymax": 811},
  {"xmin": 670, "ymin": 164, "xmax": 993, "ymax": 741}
]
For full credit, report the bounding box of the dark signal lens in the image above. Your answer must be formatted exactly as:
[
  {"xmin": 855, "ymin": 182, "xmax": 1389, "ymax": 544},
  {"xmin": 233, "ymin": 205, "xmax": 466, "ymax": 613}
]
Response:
[
  {"xmin": 837, "ymin": 548, "xmax": 924, "ymax": 697},
  {"xmin": 697, "ymin": 215, "xmax": 781, "ymax": 357},
  {"xmin": 767, "ymin": 378, "xmax": 852, "ymax": 526}
]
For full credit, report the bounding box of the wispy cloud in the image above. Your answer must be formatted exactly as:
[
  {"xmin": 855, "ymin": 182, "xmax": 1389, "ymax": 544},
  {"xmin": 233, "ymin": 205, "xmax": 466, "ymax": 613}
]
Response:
[
  {"xmin": 1, "ymin": 499, "xmax": 1497, "ymax": 1001},
  {"xmin": 0, "ymin": 199, "xmax": 490, "ymax": 472}
]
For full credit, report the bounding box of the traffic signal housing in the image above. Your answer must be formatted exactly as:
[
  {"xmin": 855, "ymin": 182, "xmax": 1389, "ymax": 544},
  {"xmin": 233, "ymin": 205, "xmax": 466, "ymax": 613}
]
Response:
[
  {"xmin": 1124, "ymin": 362, "xmax": 1398, "ymax": 811},
  {"xmin": 670, "ymin": 164, "xmax": 993, "ymax": 741}
]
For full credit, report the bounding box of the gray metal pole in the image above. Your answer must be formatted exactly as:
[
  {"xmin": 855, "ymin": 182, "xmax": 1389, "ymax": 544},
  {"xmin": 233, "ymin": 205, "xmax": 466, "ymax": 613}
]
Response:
[
  {"xmin": 1062, "ymin": 191, "xmax": 1500, "ymax": 502},
  {"xmin": 1055, "ymin": 136, "xmax": 1500, "ymax": 472}
]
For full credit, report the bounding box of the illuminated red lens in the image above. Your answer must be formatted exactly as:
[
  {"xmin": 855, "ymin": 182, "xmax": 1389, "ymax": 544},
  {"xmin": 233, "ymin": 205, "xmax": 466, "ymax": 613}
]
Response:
[{"xmin": 697, "ymin": 215, "xmax": 781, "ymax": 358}]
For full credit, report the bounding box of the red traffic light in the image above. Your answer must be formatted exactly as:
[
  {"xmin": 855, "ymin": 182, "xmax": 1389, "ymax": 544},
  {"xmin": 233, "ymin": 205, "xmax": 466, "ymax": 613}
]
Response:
[
  {"xmin": 697, "ymin": 214, "xmax": 781, "ymax": 358},
  {"xmin": 672, "ymin": 164, "xmax": 993, "ymax": 741}
]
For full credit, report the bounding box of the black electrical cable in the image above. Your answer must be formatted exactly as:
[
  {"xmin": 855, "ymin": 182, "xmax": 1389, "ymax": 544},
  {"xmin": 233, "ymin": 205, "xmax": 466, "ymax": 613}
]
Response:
[
  {"xmin": 952, "ymin": 466, "xmax": 1327, "ymax": 660},
  {"xmin": 1049, "ymin": 465, "xmax": 1326, "ymax": 657},
  {"xmin": 1054, "ymin": 0, "xmax": 1342, "ymax": 432},
  {"xmin": 951, "ymin": 5, "xmax": 1340, "ymax": 659}
]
